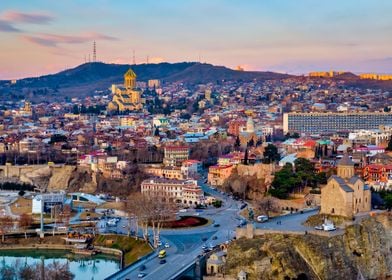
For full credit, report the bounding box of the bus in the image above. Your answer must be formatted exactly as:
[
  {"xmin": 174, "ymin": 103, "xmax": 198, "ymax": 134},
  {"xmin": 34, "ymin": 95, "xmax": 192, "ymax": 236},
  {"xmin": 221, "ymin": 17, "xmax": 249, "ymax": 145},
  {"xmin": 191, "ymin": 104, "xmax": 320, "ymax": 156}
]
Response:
[{"xmin": 158, "ymin": 250, "xmax": 166, "ymax": 258}]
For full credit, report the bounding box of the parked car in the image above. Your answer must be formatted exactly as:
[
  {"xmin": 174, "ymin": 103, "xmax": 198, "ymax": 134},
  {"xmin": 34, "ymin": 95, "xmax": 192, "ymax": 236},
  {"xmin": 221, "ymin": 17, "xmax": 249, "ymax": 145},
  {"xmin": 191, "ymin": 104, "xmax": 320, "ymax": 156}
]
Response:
[
  {"xmin": 159, "ymin": 259, "xmax": 167, "ymax": 264},
  {"xmin": 164, "ymin": 242, "xmax": 170, "ymax": 248},
  {"xmin": 256, "ymin": 215, "xmax": 269, "ymax": 223},
  {"xmin": 213, "ymin": 223, "xmax": 220, "ymax": 227},
  {"xmin": 212, "ymin": 236, "xmax": 217, "ymax": 240}
]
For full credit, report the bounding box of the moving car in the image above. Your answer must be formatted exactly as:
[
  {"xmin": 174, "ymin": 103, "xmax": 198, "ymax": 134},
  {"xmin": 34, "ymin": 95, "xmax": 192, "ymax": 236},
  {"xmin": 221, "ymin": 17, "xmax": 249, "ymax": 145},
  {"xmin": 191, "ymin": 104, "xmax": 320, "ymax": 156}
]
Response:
[
  {"xmin": 213, "ymin": 223, "xmax": 220, "ymax": 227},
  {"xmin": 158, "ymin": 250, "xmax": 166, "ymax": 258},
  {"xmin": 137, "ymin": 273, "xmax": 146, "ymax": 278},
  {"xmin": 159, "ymin": 259, "xmax": 167, "ymax": 264},
  {"xmin": 164, "ymin": 242, "xmax": 170, "ymax": 248}
]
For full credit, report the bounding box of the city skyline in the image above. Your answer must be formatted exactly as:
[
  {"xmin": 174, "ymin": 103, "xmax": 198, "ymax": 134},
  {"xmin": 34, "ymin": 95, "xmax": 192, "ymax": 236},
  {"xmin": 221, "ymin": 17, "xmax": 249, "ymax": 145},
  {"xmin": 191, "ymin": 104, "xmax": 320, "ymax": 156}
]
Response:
[{"xmin": 0, "ymin": 0, "xmax": 391, "ymax": 79}]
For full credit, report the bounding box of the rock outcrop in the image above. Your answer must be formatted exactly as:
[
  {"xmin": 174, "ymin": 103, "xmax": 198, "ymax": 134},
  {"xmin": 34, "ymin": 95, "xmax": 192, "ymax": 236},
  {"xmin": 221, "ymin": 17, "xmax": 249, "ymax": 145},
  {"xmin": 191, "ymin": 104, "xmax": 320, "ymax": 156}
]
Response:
[{"xmin": 226, "ymin": 214, "xmax": 392, "ymax": 280}]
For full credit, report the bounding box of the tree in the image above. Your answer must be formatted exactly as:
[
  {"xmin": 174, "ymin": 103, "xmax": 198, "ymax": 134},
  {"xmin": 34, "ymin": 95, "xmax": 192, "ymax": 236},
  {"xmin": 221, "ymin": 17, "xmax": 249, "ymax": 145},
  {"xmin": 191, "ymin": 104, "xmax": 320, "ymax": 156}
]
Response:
[
  {"xmin": 263, "ymin": 144, "xmax": 280, "ymax": 164},
  {"xmin": 234, "ymin": 136, "xmax": 241, "ymax": 150},
  {"xmin": 212, "ymin": 200, "xmax": 222, "ymax": 208},
  {"xmin": 258, "ymin": 197, "xmax": 278, "ymax": 217},
  {"xmin": 62, "ymin": 204, "xmax": 72, "ymax": 230},
  {"xmin": 247, "ymin": 138, "xmax": 254, "ymax": 147},
  {"xmin": 0, "ymin": 216, "xmax": 14, "ymax": 242},
  {"xmin": 19, "ymin": 213, "xmax": 33, "ymax": 239},
  {"xmin": 384, "ymin": 193, "xmax": 392, "ymax": 210},
  {"xmin": 386, "ymin": 136, "xmax": 392, "ymax": 152},
  {"xmin": 154, "ymin": 127, "xmax": 160, "ymax": 137},
  {"xmin": 125, "ymin": 193, "xmax": 176, "ymax": 247},
  {"xmin": 244, "ymin": 147, "xmax": 249, "ymax": 165}
]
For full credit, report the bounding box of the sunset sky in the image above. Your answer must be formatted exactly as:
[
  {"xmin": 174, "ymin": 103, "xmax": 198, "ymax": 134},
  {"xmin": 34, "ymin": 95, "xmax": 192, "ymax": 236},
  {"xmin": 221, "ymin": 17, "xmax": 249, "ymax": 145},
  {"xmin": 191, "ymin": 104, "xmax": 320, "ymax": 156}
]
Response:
[{"xmin": 0, "ymin": 0, "xmax": 391, "ymax": 79}]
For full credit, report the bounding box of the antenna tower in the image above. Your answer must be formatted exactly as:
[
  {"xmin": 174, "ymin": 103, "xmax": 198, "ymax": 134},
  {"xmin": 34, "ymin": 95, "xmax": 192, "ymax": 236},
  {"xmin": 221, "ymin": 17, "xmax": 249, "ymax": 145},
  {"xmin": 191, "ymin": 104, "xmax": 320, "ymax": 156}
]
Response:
[
  {"xmin": 93, "ymin": 41, "xmax": 97, "ymax": 62},
  {"xmin": 132, "ymin": 50, "xmax": 136, "ymax": 65}
]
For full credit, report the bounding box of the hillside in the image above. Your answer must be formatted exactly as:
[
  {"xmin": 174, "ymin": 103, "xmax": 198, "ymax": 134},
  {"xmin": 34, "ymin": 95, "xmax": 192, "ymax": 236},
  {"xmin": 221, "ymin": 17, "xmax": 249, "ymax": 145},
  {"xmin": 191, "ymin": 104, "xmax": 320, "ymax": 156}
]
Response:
[
  {"xmin": 0, "ymin": 62, "xmax": 291, "ymax": 101},
  {"xmin": 226, "ymin": 214, "xmax": 392, "ymax": 280}
]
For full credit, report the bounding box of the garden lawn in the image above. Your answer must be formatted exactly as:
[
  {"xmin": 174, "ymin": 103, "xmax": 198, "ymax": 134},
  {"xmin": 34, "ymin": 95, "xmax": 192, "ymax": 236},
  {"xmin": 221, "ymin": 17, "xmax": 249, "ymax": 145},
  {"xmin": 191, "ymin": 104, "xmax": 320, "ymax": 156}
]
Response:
[{"xmin": 94, "ymin": 234, "xmax": 152, "ymax": 266}]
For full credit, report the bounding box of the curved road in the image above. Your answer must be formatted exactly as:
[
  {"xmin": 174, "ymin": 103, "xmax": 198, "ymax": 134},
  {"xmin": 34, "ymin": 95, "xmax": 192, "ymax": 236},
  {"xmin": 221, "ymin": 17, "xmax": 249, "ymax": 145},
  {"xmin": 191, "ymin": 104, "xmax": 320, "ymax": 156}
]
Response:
[{"xmin": 107, "ymin": 182, "xmax": 242, "ymax": 280}]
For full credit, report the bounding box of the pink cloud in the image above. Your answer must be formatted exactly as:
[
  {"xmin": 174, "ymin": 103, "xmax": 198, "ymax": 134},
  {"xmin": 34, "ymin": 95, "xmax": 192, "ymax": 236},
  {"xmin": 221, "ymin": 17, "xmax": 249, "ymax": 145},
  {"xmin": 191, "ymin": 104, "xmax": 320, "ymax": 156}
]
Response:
[
  {"xmin": 23, "ymin": 32, "xmax": 118, "ymax": 47},
  {"xmin": 2, "ymin": 10, "xmax": 54, "ymax": 24}
]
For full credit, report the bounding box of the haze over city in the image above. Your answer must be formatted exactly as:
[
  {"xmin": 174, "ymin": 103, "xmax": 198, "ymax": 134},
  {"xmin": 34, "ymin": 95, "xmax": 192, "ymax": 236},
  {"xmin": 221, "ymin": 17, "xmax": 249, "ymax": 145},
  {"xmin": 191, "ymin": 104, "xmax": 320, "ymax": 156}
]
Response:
[{"xmin": 0, "ymin": 0, "xmax": 391, "ymax": 79}]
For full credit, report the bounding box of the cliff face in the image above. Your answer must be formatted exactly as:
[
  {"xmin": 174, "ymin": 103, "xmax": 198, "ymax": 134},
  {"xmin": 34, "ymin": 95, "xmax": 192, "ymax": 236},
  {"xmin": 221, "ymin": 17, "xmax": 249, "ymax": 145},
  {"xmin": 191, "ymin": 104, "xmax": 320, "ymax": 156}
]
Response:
[{"xmin": 226, "ymin": 214, "xmax": 392, "ymax": 280}]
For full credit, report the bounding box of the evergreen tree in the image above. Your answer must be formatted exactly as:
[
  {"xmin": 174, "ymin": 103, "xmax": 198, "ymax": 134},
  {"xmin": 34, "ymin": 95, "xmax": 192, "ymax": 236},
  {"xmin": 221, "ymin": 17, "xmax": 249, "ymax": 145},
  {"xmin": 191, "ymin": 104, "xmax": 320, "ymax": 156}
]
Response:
[
  {"xmin": 247, "ymin": 137, "xmax": 254, "ymax": 147},
  {"xmin": 263, "ymin": 144, "xmax": 280, "ymax": 164},
  {"xmin": 244, "ymin": 147, "xmax": 249, "ymax": 165},
  {"xmin": 386, "ymin": 136, "xmax": 392, "ymax": 151},
  {"xmin": 234, "ymin": 136, "xmax": 241, "ymax": 150},
  {"xmin": 256, "ymin": 138, "xmax": 263, "ymax": 147},
  {"xmin": 154, "ymin": 127, "xmax": 160, "ymax": 137}
]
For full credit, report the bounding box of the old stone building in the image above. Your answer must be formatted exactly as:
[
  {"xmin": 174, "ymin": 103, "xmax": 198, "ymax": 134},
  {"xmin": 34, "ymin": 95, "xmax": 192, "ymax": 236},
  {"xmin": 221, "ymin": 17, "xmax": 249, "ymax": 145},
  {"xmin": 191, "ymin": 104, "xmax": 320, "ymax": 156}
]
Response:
[{"xmin": 320, "ymin": 154, "xmax": 371, "ymax": 218}]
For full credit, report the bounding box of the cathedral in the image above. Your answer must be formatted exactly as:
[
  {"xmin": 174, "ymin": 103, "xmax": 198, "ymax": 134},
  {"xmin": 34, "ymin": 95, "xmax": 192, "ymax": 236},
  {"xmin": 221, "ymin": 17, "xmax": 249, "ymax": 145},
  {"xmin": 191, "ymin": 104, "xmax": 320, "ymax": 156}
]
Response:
[
  {"xmin": 107, "ymin": 68, "xmax": 142, "ymax": 112},
  {"xmin": 320, "ymin": 154, "xmax": 371, "ymax": 218}
]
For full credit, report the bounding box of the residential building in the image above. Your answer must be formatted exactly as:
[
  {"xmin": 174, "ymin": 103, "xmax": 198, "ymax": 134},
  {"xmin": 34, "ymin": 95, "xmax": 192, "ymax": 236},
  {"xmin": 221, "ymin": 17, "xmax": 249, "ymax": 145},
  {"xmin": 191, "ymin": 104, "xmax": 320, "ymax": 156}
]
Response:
[
  {"xmin": 141, "ymin": 178, "xmax": 205, "ymax": 206},
  {"xmin": 163, "ymin": 145, "xmax": 189, "ymax": 166},
  {"xmin": 208, "ymin": 164, "xmax": 234, "ymax": 186},
  {"xmin": 283, "ymin": 112, "xmax": 392, "ymax": 134}
]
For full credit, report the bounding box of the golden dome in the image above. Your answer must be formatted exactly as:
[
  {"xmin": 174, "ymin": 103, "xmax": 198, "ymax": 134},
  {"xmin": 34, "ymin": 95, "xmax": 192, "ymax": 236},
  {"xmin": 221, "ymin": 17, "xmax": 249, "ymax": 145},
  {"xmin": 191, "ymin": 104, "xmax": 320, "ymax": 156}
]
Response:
[{"xmin": 124, "ymin": 68, "xmax": 137, "ymax": 79}]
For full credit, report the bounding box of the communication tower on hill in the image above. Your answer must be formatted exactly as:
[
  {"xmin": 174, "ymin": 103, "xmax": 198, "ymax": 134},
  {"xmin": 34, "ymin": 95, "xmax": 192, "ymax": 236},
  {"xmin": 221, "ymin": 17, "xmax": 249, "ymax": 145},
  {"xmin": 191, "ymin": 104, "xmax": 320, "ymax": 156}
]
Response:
[
  {"xmin": 93, "ymin": 41, "xmax": 97, "ymax": 62},
  {"xmin": 132, "ymin": 49, "xmax": 136, "ymax": 65}
]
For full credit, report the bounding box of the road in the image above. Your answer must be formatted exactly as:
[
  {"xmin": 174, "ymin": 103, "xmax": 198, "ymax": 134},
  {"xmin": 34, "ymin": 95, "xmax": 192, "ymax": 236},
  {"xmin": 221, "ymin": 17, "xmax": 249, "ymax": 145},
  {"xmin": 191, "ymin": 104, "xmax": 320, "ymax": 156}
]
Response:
[
  {"xmin": 106, "ymin": 181, "xmax": 242, "ymax": 280},
  {"xmin": 103, "ymin": 179, "xmax": 321, "ymax": 280},
  {"xmin": 254, "ymin": 208, "xmax": 319, "ymax": 231}
]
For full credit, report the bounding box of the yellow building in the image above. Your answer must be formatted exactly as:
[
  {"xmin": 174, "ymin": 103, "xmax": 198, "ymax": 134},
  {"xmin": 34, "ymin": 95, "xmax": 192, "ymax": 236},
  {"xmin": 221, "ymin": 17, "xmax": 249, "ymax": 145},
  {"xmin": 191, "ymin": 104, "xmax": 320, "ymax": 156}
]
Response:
[
  {"xmin": 359, "ymin": 73, "xmax": 392, "ymax": 81},
  {"xmin": 107, "ymin": 69, "xmax": 142, "ymax": 112},
  {"xmin": 320, "ymin": 154, "xmax": 371, "ymax": 218}
]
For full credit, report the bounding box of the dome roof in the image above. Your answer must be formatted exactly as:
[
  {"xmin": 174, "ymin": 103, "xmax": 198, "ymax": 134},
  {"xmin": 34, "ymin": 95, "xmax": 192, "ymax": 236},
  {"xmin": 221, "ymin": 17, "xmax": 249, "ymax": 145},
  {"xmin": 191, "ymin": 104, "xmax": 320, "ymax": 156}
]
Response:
[
  {"xmin": 338, "ymin": 154, "xmax": 354, "ymax": 166},
  {"xmin": 124, "ymin": 68, "xmax": 137, "ymax": 78}
]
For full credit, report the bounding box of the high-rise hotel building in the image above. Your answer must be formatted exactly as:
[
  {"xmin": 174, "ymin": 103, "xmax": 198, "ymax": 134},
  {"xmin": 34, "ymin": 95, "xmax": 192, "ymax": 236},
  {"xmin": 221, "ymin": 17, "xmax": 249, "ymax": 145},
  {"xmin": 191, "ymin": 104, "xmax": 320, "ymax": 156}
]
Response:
[{"xmin": 283, "ymin": 112, "xmax": 392, "ymax": 134}]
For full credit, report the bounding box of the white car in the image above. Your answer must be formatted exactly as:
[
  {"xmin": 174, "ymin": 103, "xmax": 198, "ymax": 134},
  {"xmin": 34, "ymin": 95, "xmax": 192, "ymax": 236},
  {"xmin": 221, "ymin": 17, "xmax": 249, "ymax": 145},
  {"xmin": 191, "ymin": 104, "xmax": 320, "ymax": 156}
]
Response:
[
  {"xmin": 137, "ymin": 272, "xmax": 146, "ymax": 278},
  {"xmin": 157, "ymin": 241, "xmax": 162, "ymax": 246},
  {"xmin": 164, "ymin": 242, "xmax": 170, "ymax": 248}
]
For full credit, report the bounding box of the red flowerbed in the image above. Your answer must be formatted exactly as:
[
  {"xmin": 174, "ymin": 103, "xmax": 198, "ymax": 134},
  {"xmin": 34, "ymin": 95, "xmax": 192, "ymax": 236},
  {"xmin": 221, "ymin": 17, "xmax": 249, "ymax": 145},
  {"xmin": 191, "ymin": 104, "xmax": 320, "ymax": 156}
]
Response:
[{"xmin": 162, "ymin": 216, "xmax": 208, "ymax": 229}]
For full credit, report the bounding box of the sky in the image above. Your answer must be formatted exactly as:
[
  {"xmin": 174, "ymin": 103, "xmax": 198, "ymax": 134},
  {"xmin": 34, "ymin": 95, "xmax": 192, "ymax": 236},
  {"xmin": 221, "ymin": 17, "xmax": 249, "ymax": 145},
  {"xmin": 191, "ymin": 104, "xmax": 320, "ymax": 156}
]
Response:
[{"xmin": 0, "ymin": 0, "xmax": 391, "ymax": 79}]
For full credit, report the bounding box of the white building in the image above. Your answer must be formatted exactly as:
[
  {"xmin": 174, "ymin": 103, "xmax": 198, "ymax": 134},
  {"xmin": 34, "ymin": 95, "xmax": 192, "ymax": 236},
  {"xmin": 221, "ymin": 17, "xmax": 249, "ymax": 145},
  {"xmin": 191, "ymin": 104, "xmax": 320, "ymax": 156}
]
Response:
[
  {"xmin": 141, "ymin": 178, "xmax": 205, "ymax": 206},
  {"xmin": 32, "ymin": 193, "xmax": 65, "ymax": 214}
]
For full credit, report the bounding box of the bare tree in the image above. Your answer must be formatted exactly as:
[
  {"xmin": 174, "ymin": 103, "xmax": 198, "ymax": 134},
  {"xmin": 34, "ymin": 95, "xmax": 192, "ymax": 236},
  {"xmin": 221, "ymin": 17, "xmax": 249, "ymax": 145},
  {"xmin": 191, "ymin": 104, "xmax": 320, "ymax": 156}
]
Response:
[
  {"xmin": 62, "ymin": 204, "xmax": 72, "ymax": 229},
  {"xmin": 258, "ymin": 197, "xmax": 279, "ymax": 217},
  {"xmin": 19, "ymin": 213, "xmax": 33, "ymax": 239},
  {"xmin": 125, "ymin": 193, "xmax": 176, "ymax": 248},
  {"xmin": 0, "ymin": 216, "xmax": 14, "ymax": 242}
]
